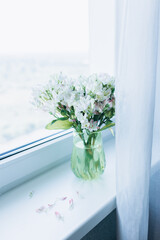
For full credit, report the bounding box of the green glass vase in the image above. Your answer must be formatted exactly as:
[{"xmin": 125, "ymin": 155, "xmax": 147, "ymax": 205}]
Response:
[{"xmin": 71, "ymin": 131, "xmax": 106, "ymax": 180}]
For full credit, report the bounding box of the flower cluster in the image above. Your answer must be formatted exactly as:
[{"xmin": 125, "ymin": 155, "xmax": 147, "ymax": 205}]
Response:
[{"xmin": 32, "ymin": 72, "xmax": 115, "ymax": 133}]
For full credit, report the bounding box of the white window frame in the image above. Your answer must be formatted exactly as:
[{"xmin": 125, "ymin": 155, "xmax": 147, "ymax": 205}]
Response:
[
  {"xmin": 0, "ymin": 0, "xmax": 115, "ymax": 196},
  {"xmin": 0, "ymin": 128, "xmax": 114, "ymax": 195},
  {"xmin": 0, "ymin": 129, "xmax": 72, "ymax": 195}
]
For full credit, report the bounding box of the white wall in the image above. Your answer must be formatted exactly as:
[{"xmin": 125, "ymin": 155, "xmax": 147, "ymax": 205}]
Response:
[
  {"xmin": 89, "ymin": 0, "xmax": 115, "ymax": 75},
  {"xmin": 0, "ymin": 0, "xmax": 89, "ymax": 55}
]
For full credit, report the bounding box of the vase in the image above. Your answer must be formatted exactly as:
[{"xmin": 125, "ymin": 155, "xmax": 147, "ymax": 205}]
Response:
[{"xmin": 71, "ymin": 131, "xmax": 106, "ymax": 180}]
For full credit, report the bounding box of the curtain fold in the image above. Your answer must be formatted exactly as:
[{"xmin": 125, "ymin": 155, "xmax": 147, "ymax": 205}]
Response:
[
  {"xmin": 148, "ymin": 9, "xmax": 160, "ymax": 240},
  {"xmin": 116, "ymin": 0, "xmax": 160, "ymax": 240}
]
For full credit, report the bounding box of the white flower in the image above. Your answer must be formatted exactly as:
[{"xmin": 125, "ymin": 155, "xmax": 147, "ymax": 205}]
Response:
[
  {"xmin": 41, "ymin": 100, "xmax": 56, "ymax": 115},
  {"xmin": 73, "ymin": 95, "xmax": 94, "ymax": 114},
  {"xmin": 88, "ymin": 120, "xmax": 99, "ymax": 131},
  {"xmin": 80, "ymin": 114, "xmax": 90, "ymax": 129},
  {"xmin": 32, "ymin": 72, "xmax": 115, "ymax": 132},
  {"xmin": 97, "ymin": 73, "xmax": 111, "ymax": 85},
  {"xmin": 86, "ymin": 74, "xmax": 102, "ymax": 95}
]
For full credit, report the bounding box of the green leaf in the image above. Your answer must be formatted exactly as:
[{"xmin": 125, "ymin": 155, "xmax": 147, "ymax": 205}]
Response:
[
  {"xmin": 45, "ymin": 117, "xmax": 73, "ymax": 130},
  {"xmin": 109, "ymin": 127, "xmax": 114, "ymax": 136},
  {"xmin": 98, "ymin": 122, "xmax": 115, "ymax": 132}
]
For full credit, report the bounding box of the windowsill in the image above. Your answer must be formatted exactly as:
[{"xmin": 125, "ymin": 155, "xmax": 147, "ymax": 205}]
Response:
[
  {"xmin": 0, "ymin": 129, "xmax": 64, "ymax": 159},
  {"xmin": 0, "ymin": 138, "xmax": 116, "ymax": 240},
  {"xmin": 0, "ymin": 128, "xmax": 114, "ymax": 195}
]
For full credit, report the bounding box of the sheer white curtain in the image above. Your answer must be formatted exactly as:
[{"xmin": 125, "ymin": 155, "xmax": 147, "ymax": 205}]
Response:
[
  {"xmin": 89, "ymin": 0, "xmax": 160, "ymax": 239},
  {"xmin": 116, "ymin": 0, "xmax": 160, "ymax": 240}
]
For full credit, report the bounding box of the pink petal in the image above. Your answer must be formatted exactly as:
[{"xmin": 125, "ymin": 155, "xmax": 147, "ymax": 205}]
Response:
[
  {"xmin": 48, "ymin": 203, "xmax": 55, "ymax": 208},
  {"xmin": 61, "ymin": 197, "xmax": 67, "ymax": 201},
  {"xmin": 54, "ymin": 211, "xmax": 64, "ymax": 221},
  {"xmin": 69, "ymin": 198, "xmax": 74, "ymax": 210},
  {"xmin": 36, "ymin": 206, "xmax": 45, "ymax": 213},
  {"xmin": 76, "ymin": 191, "xmax": 84, "ymax": 199}
]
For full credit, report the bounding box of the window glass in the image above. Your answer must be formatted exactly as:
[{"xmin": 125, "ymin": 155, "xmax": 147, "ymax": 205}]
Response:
[{"xmin": 0, "ymin": 0, "xmax": 89, "ymax": 155}]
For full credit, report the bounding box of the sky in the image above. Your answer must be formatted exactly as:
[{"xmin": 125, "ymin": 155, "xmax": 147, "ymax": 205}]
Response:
[{"xmin": 0, "ymin": 0, "xmax": 89, "ymax": 55}]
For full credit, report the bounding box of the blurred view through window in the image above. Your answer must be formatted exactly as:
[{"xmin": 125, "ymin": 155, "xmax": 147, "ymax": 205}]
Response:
[{"xmin": 0, "ymin": 0, "xmax": 89, "ymax": 153}]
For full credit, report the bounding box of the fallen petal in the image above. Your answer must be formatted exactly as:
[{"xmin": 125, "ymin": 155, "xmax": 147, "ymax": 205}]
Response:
[
  {"xmin": 69, "ymin": 198, "xmax": 74, "ymax": 210},
  {"xmin": 54, "ymin": 211, "xmax": 64, "ymax": 221},
  {"xmin": 36, "ymin": 206, "xmax": 45, "ymax": 213},
  {"xmin": 48, "ymin": 203, "xmax": 56, "ymax": 209},
  {"xmin": 76, "ymin": 191, "xmax": 84, "ymax": 199},
  {"xmin": 60, "ymin": 197, "xmax": 67, "ymax": 201}
]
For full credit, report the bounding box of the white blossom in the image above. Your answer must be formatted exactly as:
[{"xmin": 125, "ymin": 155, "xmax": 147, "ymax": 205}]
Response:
[{"xmin": 32, "ymin": 72, "xmax": 115, "ymax": 132}]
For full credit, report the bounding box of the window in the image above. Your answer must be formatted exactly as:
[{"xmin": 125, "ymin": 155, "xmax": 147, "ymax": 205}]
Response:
[
  {"xmin": 0, "ymin": 0, "xmax": 89, "ymax": 158},
  {"xmin": 0, "ymin": 0, "xmax": 115, "ymax": 194}
]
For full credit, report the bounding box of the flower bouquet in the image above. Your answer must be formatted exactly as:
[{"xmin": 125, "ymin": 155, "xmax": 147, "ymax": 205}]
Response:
[{"xmin": 33, "ymin": 72, "xmax": 115, "ymax": 180}]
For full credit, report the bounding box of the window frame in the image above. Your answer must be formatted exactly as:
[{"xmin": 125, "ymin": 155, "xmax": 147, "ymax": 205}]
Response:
[
  {"xmin": 0, "ymin": 130, "xmax": 66, "ymax": 160},
  {"xmin": 0, "ymin": 0, "xmax": 116, "ymax": 196},
  {"xmin": 0, "ymin": 128, "xmax": 114, "ymax": 195},
  {"xmin": 0, "ymin": 129, "xmax": 73, "ymax": 195}
]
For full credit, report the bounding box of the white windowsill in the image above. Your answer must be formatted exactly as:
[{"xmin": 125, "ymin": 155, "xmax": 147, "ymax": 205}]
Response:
[
  {"xmin": 0, "ymin": 138, "xmax": 116, "ymax": 240},
  {"xmin": 0, "ymin": 128, "xmax": 114, "ymax": 195}
]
